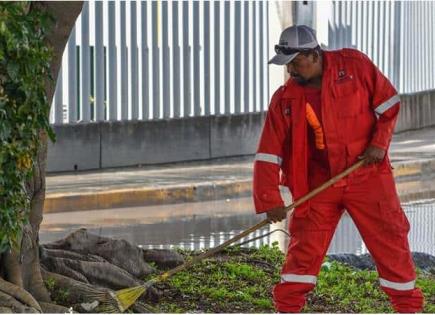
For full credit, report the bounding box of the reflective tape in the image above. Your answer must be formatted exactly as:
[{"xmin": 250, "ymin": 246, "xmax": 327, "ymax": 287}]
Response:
[
  {"xmin": 375, "ymin": 94, "xmax": 400, "ymax": 115},
  {"xmin": 379, "ymin": 278, "xmax": 415, "ymax": 291},
  {"xmin": 281, "ymin": 274, "xmax": 317, "ymax": 284},
  {"xmin": 255, "ymin": 153, "xmax": 282, "ymax": 166}
]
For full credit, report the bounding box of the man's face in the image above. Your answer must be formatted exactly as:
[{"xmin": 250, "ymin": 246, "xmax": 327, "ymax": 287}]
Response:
[{"xmin": 286, "ymin": 53, "xmax": 319, "ymax": 85}]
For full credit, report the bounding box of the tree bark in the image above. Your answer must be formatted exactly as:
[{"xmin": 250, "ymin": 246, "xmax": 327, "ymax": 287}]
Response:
[
  {"xmin": 18, "ymin": 0, "xmax": 83, "ymax": 304},
  {"xmin": 0, "ymin": 278, "xmax": 42, "ymax": 312}
]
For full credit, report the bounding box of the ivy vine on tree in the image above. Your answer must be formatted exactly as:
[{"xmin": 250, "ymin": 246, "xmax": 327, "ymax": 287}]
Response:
[{"xmin": 0, "ymin": 2, "xmax": 54, "ymax": 253}]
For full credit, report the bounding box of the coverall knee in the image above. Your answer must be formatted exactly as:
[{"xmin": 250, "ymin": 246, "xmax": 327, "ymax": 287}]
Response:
[
  {"xmin": 273, "ymin": 169, "xmax": 424, "ymax": 313},
  {"xmin": 273, "ymin": 186, "xmax": 343, "ymax": 313},
  {"xmin": 344, "ymin": 169, "xmax": 424, "ymax": 313}
]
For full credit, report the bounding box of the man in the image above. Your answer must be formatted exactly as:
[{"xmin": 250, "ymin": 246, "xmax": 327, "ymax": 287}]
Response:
[{"xmin": 253, "ymin": 25, "xmax": 424, "ymax": 313}]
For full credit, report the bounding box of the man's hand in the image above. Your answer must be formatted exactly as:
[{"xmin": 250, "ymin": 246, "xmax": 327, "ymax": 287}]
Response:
[
  {"xmin": 266, "ymin": 206, "xmax": 288, "ymax": 223},
  {"xmin": 358, "ymin": 145, "xmax": 386, "ymax": 166}
]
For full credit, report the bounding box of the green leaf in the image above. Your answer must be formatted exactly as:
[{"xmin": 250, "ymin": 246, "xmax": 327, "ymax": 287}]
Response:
[
  {"xmin": 0, "ymin": 2, "xmax": 53, "ymax": 253},
  {"xmin": 6, "ymin": 62, "xmax": 19, "ymax": 81}
]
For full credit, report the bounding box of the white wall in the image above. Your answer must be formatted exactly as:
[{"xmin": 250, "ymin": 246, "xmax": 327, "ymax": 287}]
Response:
[{"xmin": 267, "ymin": 1, "xmax": 289, "ymax": 103}]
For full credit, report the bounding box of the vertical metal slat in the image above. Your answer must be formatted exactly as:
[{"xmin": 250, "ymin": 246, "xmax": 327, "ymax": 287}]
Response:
[
  {"xmin": 108, "ymin": 2, "xmax": 117, "ymax": 121},
  {"xmin": 152, "ymin": 1, "xmax": 160, "ymax": 119},
  {"xmin": 253, "ymin": 1, "xmax": 258, "ymax": 111},
  {"xmin": 193, "ymin": 1, "xmax": 201, "ymax": 115},
  {"xmin": 182, "ymin": 1, "xmax": 191, "ymax": 117},
  {"xmin": 204, "ymin": 1, "xmax": 211, "ymax": 116},
  {"xmin": 214, "ymin": 2, "xmax": 220, "ymax": 114},
  {"xmin": 141, "ymin": 1, "xmax": 149, "ymax": 120},
  {"xmin": 172, "ymin": 1, "xmax": 181, "ymax": 118},
  {"xmin": 259, "ymin": 2, "xmax": 265, "ymax": 111},
  {"xmin": 68, "ymin": 27, "xmax": 77, "ymax": 123},
  {"xmin": 95, "ymin": 1, "xmax": 105, "ymax": 121},
  {"xmin": 392, "ymin": 1, "xmax": 402, "ymax": 91},
  {"xmin": 243, "ymin": 1, "xmax": 249, "ymax": 113},
  {"xmin": 430, "ymin": 2, "xmax": 435, "ymax": 90},
  {"xmin": 234, "ymin": 1, "xmax": 241, "ymax": 114},
  {"xmin": 162, "ymin": 1, "xmax": 170, "ymax": 118},
  {"xmin": 54, "ymin": 67, "xmax": 63, "ymax": 124},
  {"xmin": 224, "ymin": 1, "xmax": 230, "ymax": 114},
  {"xmin": 120, "ymin": 1, "xmax": 128, "ymax": 120},
  {"xmin": 130, "ymin": 1, "xmax": 139, "ymax": 119},
  {"xmin": 81, "ymin": 2, "xmax": 90, "ymax": 122},
  {"xmin": 266, "ymin": 1, "xmax": 269, "ymax": 105}
]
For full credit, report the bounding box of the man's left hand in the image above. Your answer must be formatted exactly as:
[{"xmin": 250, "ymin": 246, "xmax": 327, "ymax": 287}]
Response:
[{"xmin": 358, "ymin": 145, "xmax": 386, "ymax": 165}]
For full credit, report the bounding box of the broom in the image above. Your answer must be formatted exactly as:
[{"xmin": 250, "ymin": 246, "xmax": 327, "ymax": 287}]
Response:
[{"xmin": 99, "ymin": 159, "xmax": 365, "ymax": 312}]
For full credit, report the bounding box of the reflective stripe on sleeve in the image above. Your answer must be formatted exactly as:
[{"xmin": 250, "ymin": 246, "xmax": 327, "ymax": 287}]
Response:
[
  {"xmin": 281, "ymin": 274, "xmax": 317, "ymax": 285},
  {"xmin": 375, "ymin": 94, "xmax": 400, "ymax": 115},
  {"xmin": 255, "ymin": 153, "xmax": 283, "ymax": 166},
  {"xmin": 379, "ymin": 278, "xmax": 415, "ymax": 291}
]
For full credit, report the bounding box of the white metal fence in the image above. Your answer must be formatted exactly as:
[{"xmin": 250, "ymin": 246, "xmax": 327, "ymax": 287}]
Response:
[
  {"xmin": 51, "ymin": 1, "xmax": 270, "ymax": 124},
  {"xmin": 51, "ymin": 1, "xmax": 435, "ymax": 125},
  {"xmin": 327, "ymin": 0, "xmax": 435, "ymax": 94}
]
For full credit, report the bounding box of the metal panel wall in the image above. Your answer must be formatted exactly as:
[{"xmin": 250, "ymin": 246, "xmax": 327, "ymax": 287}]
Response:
[
  {"xmin": 80, "ymin": 2, "xmax": 90, "ymax": 122},
  {"xmin": 327, "ymin": 1, "xmax": 435, "ymax": 94},
  {"xmin": 130, "ymin": 1, "xmax": 139, "ymax": 120},
  {"xmin": 50, "ymin": 1, "xmax": 270, "ymax": 124},
  {"xmin": 95, "ymin": 1, "xmax": 105, "ymax": 121},
  {"xmin": 120, "ymin": 1, "xmax": 128, "ymax": 120},
  {"xmin": 67, "ymin": 27, "xmax": 77, "ymax": 123}
]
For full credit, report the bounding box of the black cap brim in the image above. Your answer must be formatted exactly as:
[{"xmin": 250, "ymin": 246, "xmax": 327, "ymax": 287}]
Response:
[{"xmin": 268, "ymin": 52, "xmax": 299, "ymax": 65}]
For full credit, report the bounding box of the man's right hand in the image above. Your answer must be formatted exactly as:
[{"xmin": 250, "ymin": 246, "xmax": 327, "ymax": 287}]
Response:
[{"xmin": 266, "ymin": 206, "xmax": 288, "ymax": 223}]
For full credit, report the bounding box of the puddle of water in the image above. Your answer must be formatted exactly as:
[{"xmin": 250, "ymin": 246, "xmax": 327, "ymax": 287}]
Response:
[{"xmin": 40, "ymin": 199, "xmax": 435, "ymax": 256}]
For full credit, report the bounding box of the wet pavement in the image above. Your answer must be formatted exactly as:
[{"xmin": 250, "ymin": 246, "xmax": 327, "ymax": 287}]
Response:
[
  {"xmin": 390, "ymin": 127, "xmax": 435, "ymax": 162},
  {"xmin": 44, "ymin": 127, "xmax": 435, "ymax": 213},
  {"xmin": 40, "ymin": 197, "xmax": 435, "ymax": 256},
  {"xmin": 41, "ymin": 127, "xmax": 435, "ymax": 255}
]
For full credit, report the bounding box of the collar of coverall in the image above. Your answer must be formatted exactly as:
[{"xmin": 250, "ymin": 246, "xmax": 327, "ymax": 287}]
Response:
[{"xmin": 282, "ymin": 50, "xmax": 332, "ymax": 99}]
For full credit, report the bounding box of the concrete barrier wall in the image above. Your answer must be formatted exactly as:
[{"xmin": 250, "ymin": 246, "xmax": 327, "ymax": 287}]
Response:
[
  {"xmin": 100, "ymin": 118, "xmax": 211, "ymax": 167},
  {"xmin": 47, "ymin": 123, "xmax": 101, "ymax": 172},
  {"xmin": 396, "ymin": 90, "xmax": 435, "ymax": 132},
  {"xmin": 47, "ymin": 89, "xmax": 435, "ymax": 173},
  {"xmin": 47, "ymin": 113, "xmax": 266, "ymax": 172}
]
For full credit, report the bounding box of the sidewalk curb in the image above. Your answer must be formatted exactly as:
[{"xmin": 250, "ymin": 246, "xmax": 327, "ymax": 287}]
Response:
[
  {"xmin": 44, "ymin": 159, "xmax": 435, "ymax": 214},
  {"xmin": 393, "ymin": 159, "xmax": 435, "ymax": 179},
  {"xmin": 44, "ymin": 180, "xmax": 252, "ymax": 214}
]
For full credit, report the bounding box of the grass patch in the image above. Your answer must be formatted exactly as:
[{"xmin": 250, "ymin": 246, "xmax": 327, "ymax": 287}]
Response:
[
  {"xmin": 44, "ymin": 276, "xmax": 71, "ymax": 306},
  {"xmin": 152, "ymin": 244, "xmax": 435, "ymax": 313}
]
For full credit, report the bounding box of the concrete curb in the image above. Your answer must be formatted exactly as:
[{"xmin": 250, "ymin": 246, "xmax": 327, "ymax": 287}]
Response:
[
  {"xmin": 393, "ymin": 159, "xmax": 435, "ymax": 179},
  {"xmin": 44, "ymin": 180, "xmax": 252, "ymax": 214},
  {"xmin": 44, "ymin": 159, "xmax": 435, "ymax": 214}
]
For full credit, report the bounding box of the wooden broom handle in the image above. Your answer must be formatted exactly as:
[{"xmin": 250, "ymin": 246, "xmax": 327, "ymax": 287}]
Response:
[{"xmin": 157, "ymin": 159, "xmax": 365, "ymax": 281}]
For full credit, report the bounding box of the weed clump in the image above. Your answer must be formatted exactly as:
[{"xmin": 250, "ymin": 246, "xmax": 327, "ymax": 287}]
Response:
[{"xmin": 152, "ymin": 244, "xmax": 435, "ymax": 313}]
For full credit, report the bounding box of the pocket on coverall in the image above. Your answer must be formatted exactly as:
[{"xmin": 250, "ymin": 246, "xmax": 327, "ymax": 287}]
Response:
[
  {"xmin": 378, "ymin": 196, "xmax": 410, "ymax": 235},
  {"xmin": 333, "ymin": 79, "xmax": 362, "ymax": 118}
]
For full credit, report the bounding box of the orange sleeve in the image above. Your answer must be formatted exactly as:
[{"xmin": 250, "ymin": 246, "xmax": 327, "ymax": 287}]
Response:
[
  {"xmin": 253, "ymin": 87, "xmax": 289, "ymax": 214},
  {"xmin": 360, "ymin": 54, "xmax": 400, "ymax": 150}
]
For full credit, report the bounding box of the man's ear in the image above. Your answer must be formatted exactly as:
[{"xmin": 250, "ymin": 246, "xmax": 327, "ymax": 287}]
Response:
[{"xmin": 312, "ymin": 51, "xmax": 320, "ymax": 63}]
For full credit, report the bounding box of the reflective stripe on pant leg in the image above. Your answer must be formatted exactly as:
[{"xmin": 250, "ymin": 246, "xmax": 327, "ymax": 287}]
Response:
[
  {"xmin": 281, "ymin": 274, "xmax": 317, "ymax": 285},
  {"xmin": 273, "ymin": 233, "xmax": 325, "ymax": 313},
  {"xmin": 379, "ymin": 278, "xmax": 415, "ymax": 291},
  {"xmin": 379, "ymin": 277, "xmax": 424, "ymax": 312},
  {"xmin": 273, "ymin": 199, "xmax": 342, "ymax": 313},
  {"xmin": 343, "ymin": 171, "xmax": 424, "ymax": 312}
]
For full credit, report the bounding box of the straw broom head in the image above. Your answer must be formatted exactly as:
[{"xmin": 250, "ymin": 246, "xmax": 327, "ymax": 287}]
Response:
[
  {"xmin": 112, "ymin": 285, "xmax": 147, "ymax": 312},
  {"xmin": 95, "ymin": 286, "xmax": 159, "ymax": 313}
]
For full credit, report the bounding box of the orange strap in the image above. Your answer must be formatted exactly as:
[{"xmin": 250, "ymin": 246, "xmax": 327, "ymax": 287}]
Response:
[{"xmin": 306, "ymin": 102, "xmax": 325, "ymax": 150}]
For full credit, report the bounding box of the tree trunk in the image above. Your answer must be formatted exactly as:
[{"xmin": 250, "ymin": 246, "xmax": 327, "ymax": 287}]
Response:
[
  {"xmin": 25, "ymin": 0, "xmax": 84, "ymax": 301},
  {"xmin": 0, "ymin": 1, "xmax": 83, "ymax": 309}
]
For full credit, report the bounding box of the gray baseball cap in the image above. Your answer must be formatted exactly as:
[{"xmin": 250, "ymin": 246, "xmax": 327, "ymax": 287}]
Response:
[{"xmin": 269, "ymin": 25, "xmax": 319, "ymax": 65}]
